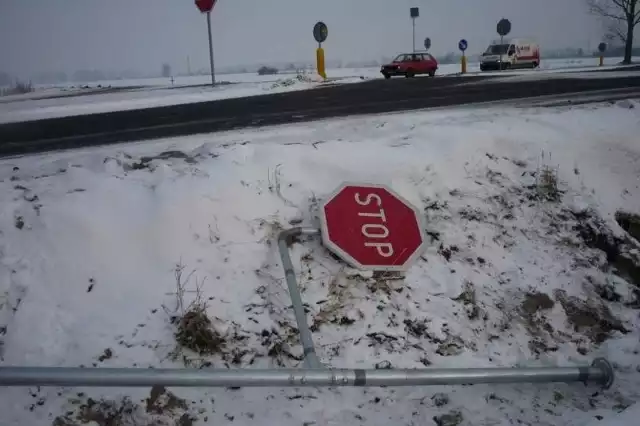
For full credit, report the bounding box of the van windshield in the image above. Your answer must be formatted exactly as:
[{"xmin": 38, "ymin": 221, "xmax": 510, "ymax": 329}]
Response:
[{"xmin": 484, "ymin": 44, "xmax": 510, "ymax": 55}]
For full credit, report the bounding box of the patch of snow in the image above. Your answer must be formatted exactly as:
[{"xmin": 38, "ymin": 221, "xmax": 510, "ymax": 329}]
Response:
[
  {"xmin": 0, "ymin": 101, "xmax": 639, "ymax": 425},
  {"xmin": 0, "ymin": 76, "xmax": 331, "ymax": 124},
  {"xmin": 580, "ymin": 402, "xmax": 640, "ymax": 426}
]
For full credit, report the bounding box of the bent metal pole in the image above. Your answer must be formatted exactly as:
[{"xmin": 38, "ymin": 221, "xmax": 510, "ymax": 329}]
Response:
[
  {"xmin": 0, "ymin": 359, "xmax": 614, "ymax": 388},
  {"xmin": 277, "ymin": 227, "xmax": 322, "ymax": 369}
]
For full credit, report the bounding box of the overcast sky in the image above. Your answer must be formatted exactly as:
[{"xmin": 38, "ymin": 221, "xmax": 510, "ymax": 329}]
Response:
[{"xmin": 1, "ymin": 0, "xmax": 603, "ymax": 77}]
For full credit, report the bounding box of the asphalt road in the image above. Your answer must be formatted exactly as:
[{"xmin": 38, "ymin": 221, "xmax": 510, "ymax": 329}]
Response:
[{"xmin": 1, "ymin": 73, "xmax": 639, "ymax": 157}]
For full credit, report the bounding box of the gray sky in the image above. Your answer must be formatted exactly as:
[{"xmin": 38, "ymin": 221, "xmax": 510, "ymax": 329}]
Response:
[{"xmin": 1, "ymin": 0, "xmax": 602, "ymax": 77}]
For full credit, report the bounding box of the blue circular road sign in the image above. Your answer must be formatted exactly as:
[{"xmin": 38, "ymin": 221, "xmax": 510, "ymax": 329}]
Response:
[
  {"xmin": 458, "ymin": 39, "xmax": 468, "ymax": 52},
  {"xmin": 313, "ymin": 22, "xmax": 328, "ymax": 43}
]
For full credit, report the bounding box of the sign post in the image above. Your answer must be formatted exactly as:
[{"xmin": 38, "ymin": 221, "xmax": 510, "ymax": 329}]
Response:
[
  {"xmin": 195, "ymin": 0, "xmax": 217, "ymax": 86},
  {"xmin": 496, "ymin": 18, "xmax": 511, "ymax": 71},
  {"xmin": 320, "ymin": 183, "xmax": 426, "ymax": 271},
  {"xmin": 458, "ymin": 39, "xmax": 468, "ymax": 74},
  {"xmin": 410, "ymin": 8, "xmax": 419, "ymax": 53},
  {"xmin": 598, "ymin": 42, "xmax": 607, "ymax": 67},
  {"xmin": 313, "ymin": 22, "xmax": 328, "ymax": 80}
]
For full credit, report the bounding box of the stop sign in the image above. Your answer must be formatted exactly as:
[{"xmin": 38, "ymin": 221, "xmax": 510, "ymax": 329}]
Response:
[
  {"xmin": 195, "ymin": 0, "xmax": 216, "ymax": 13},
  {"xmin": 320, "ymin": 183, "xmax": 426, "ymax": 271}
]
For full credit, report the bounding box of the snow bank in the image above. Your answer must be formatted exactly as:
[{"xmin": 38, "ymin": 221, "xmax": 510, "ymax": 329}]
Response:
[
  {"xmin": 1, "ymin": 100, "xmax": 639, "ymax": 425},
  {"xmin": 0, "ymin": 76, "xmax": 327, "ymax": 124}
]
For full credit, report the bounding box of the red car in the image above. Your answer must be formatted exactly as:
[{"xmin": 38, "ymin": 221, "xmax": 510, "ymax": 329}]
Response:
[{"xmin": 381, "ymin": 53, "xmax": 438, "ymax": 79}]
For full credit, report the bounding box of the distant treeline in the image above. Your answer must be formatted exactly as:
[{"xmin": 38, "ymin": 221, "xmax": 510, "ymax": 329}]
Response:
[
  {"xmin": 598, "ymin": 46, "xmax": 640, "ymax": 57},
  {"xmin": 3, "ymin": 45, "xmax": 636, "ymax": 86}
]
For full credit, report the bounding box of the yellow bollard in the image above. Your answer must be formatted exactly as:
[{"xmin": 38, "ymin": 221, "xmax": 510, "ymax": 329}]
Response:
[
  {"xmin": 316, "ymin": 47, "xmax": 327, "ymax": 80},
  {"xmin": 599, "ymin": 56, "xmax": 604, "ymax": 67},
  {"xmin": 461, "ymin": 55, "xmax": 467, "ymax": 74}
]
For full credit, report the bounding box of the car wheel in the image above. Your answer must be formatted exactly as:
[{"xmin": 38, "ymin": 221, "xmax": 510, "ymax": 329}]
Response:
[
  {"xmin": 383, "ymin": 73, "xmax": 391, "ymax": 79},
  {"xmin": 532, "ymin": 62, "xmax": 539, "ymax": 69},
  {"xmin": 428, "ymin": 70, "xmax": 436, "ymax": 77},
  {"xmin": 405, "ymin": 69, "xmax": 415, "ymax": 78}
]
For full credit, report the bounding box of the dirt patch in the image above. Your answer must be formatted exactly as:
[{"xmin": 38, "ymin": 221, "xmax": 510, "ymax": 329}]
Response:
[
  {"xmin": 458, "ymin": 206, "xmax": 489, "ymax": 222},
  {"xmin": 436, "ymin": 335, "xmax": 465, "ymax": 356},
  {"xmin": 146, "ymin": 385, "xmax": 188, "ymax": 415},
  {"xmin": 433, "ymin": 410, "xmax": 464, "ymax": 426},
  {"xmin": 519, "ymin": 292, "xmax": 557, "ymax": 355},
  {"xmin": 438, "ymin": 244, "xmax": 459, "ymax": 262},
  {"xmin": 555, "ymin": 290, "xmax": 628, "ymax": 344},
  {"xmin": 72, "ymin": 397, "xmax": 138, "ymax": 426},
  {"xmin": 616, "ymin": 211, "xmax": 640, "ymax": 243},
  {"xmin": 431, "ymin": 393, "xmax": 450, "ymax": 407},
  {"xmin": 521, "ymin": 292, "xmax": 554, "ymax": 315},
  {"xmin": 108, "ymin": 150, "xmax": 212, "ymax": 172},
  {"xmin": 53, "ymin": 387, "xmax": 194, "ymax": 426},
  {"xmin": 97, "ymin": 348, "xmax": 113, "ymax": 362},
  {"xmin": 14, "ymin": 215, "xmax": 24, "ymax": 229},
  {"xmin": 310, "ymin": 274, "xmax": 351, "ymax": 331},
  {"xmin": 573, "ymin": 210, "xmax": 640, "ymax": 288},
  {"xmin": 258, "ymin": 326, "xmax": 303, "ymax": 366},
  {"xmin": 403, "ymin": 318, "xmax": 430, "ymax": 338},
  {"xmin": 131, "ymin": 151, "xmax": 197, "ymax": 170},
  {"xmin": 452, "ymin": 281, "xmax": 482, "ymax": 320}
]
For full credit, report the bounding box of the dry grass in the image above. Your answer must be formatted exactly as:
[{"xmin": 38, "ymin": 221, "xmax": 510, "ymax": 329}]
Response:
[
  {"xmin": 167, "ymin": 262, "xmax": 226, "ymax": 359},
  {"xmin": 536, "ymin": 151, "xmax": 561, "ymax": 201},
  {"xmin": 172, "ymin": 305, "xmax": 225, "ymax": 356},
  {"xmin": 0, "ymin": 80, "xmax": 33, "ymax": 96}
]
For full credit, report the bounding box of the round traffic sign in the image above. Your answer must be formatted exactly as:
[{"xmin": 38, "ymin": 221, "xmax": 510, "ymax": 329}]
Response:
[
  {"xmin": 320, "ymin": 183, "xmax": 426, "ymax": 271},
  {"xmin": 313, "ymin": 22, "xmax": 328, "ymax": 43},
  {"xmin": 598, "ymin": 42, "xmax": 607, "ymax": 53},
  {"xmin": 424, "ymin": 37, "xmax": 431, "ymax": 50},
  {"xmin": 458, "ymin": 39, "xmax": 468, "ymax": 52},
  {"xmin": 497, "ymin": 18, "xmax": 511, "ymax": 37},
  {"xmin": 195, "ymin": 0, "xmax": 216, "ymax": 13}
]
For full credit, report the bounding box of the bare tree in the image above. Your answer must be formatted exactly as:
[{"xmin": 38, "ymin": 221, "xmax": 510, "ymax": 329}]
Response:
[{"xmin": 588, "ymin": 0, "xmax": 639, "ymax": 63}]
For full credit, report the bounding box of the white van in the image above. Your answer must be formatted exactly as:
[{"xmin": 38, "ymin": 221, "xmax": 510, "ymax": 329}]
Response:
[{"xmin": 480, "ymin": 39, "xmax": 540, "ymax": 71}]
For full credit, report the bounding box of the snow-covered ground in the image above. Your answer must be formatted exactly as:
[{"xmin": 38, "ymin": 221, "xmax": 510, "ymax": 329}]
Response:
[
  {"xmin": 1, "ymin": 99, "xmax": 640, "ymax": 426},
  {"xmin": 0, "ymin": 74, "xmax": 329, "ymax": 124},
  {"xmin": 1, "ymin": 56, "xmax": 637, "ymax": 125}
]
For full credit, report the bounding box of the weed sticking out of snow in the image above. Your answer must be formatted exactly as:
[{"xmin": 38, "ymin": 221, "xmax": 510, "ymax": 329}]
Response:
[
  {"xmin": 536, "ymin": 151, "xmax": 562, "ymax": 202},
  {"xmin": 166, "ymin": 263, "xmax": 226, "ymax": 361},
  {"xmin": 172, "ymin": 305, "xmax": 225, "ymax": 357},
  {"xmin": 1, "ymin": 102, "xmax": 640, "ymax": 425}
]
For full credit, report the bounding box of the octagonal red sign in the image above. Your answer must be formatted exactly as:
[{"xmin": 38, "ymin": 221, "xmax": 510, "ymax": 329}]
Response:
[{"xmin": 320, "ymin": 183, "xmax": 426, "ymax": 271}]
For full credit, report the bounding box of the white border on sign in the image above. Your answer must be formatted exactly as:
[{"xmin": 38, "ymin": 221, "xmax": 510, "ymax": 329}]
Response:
[{"xmin": 319, "ymin": 182, "xmax": 427, "ymax": 272}]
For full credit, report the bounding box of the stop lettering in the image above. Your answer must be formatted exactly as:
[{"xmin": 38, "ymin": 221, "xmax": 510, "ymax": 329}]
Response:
[{"xmin": 320, "ymin": 183, "xmax": 426, "ymax": 271}]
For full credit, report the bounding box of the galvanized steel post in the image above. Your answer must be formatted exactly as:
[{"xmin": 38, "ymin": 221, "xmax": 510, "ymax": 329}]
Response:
[
  {"xmin": 0, "ymin": 358, "xmax": 614, "ymax": 388},
  {"xmin": 277, "ymin": 227, "xmax": 322, "ymax": 368},
  {"xmin": 206, "ymin": 11, "xmax": 215, "ymax": 86}
]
